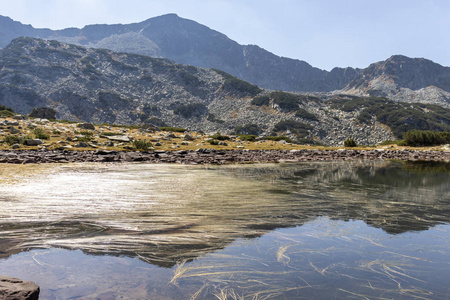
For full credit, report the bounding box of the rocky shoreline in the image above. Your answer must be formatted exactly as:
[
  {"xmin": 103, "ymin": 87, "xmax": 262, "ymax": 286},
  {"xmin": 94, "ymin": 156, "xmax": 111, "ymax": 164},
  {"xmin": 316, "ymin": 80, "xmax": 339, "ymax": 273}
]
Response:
[{"xmin": 0, "ymin": 149, "xmax": 449, "ymax": 165}]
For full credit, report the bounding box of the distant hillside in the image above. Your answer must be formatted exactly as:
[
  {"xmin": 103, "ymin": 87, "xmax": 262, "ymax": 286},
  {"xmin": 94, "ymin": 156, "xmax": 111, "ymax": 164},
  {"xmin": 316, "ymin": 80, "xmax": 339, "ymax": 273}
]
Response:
[
  {"xmin": 342, "ymin": 55, "xmax": 450, "ymax": 108},
  {"xmin": 1, "ymin": 37, "xmax": 449, "ymax": 146}
]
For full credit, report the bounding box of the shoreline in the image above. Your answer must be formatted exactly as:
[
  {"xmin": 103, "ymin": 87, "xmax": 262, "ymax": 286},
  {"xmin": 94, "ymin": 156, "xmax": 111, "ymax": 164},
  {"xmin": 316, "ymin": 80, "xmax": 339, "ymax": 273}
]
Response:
[{"xmin": 0, "ymin": 149, "xmax": 449, "ymax": 164}]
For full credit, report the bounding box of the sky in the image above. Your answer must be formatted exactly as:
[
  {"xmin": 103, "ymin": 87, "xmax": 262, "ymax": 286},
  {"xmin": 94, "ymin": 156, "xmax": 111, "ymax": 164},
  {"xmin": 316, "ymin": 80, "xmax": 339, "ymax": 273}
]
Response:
[{"xmin": 0, "ymin": 0, "xmax": 449, "ymax": 71}]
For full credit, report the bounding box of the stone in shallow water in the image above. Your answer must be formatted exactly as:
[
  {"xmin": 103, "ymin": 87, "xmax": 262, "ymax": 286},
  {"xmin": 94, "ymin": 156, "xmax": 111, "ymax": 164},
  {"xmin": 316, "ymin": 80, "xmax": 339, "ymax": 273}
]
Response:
[{"xmin": 0, "ymin": 276, "xmax": 40, "ymax": 300}]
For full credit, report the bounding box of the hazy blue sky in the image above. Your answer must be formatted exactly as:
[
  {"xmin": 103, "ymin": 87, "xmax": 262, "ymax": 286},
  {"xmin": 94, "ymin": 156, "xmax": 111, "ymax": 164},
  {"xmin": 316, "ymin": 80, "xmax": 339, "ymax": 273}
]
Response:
[{"xmin": 1, "ymin": 0, "xmax": 448, "ymax": 70}]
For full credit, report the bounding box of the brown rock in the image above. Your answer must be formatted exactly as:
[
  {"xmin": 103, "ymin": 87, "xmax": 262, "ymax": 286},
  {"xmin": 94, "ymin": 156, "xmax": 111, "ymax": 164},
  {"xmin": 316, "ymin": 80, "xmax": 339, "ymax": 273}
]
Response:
[{"xmin": 0, "ymin": 276, "xmax": 39, "ymax": 300}]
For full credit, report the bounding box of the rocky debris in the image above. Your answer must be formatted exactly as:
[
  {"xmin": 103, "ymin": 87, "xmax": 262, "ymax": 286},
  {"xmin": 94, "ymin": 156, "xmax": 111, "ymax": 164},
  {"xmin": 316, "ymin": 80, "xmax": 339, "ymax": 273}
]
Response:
[
  {"xmin": 0, "ymin": 149, "xmax": 448, "ymax": 165},
  {"xmin": 29, "ymin": 107, "xmax": 56, "ymax": 120},
  {"xmin": 77, "ymin": 123, "xmax": 96, "ymax": 130},
  {"xmin": 0, "ymin": 276, "xmax": 40, "ymax": 300}
]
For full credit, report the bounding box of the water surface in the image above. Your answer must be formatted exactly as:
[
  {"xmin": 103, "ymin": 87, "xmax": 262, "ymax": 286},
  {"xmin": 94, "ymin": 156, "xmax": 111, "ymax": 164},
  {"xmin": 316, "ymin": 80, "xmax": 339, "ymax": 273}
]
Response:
[{"xmin": 0, "ymin": 161, "xmax": 448, "ymax": 299}]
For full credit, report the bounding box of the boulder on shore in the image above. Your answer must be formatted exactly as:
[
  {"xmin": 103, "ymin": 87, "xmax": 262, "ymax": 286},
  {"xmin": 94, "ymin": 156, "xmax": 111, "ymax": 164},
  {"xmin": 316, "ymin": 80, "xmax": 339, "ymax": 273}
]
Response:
[{"xmin": 0, "ymin": 276, "xmax": 40, "ymax": 300}]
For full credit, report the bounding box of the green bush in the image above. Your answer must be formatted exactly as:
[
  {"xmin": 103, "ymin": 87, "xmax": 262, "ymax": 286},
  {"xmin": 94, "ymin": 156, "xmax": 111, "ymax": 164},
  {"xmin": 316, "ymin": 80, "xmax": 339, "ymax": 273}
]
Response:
[
  {"xmin": 233, "ymin": 124, "xmax": 261, "ymax": 135},
  {"xmin": 4, "ymin": 135, "xmax": 22, "ymax": 145},
  {"xmin": 273, "ymin": 120, "xmax": 312, "ymax": 138},
  {"xmin": 133, "ymin": 139, "xmax": 153, "ymax": 150},
  {"xmin": 0, "ymin": 110, "xmax": 15, "ymax": 117},
  {"xmin": 379, "ymin": 140, "xmax": 405, "ymax": 146},
  {"xmin": 329, "ymin": 97, "xmax": 450, "ymax": 138},
  {"xmin": 34, "ymin": 128, "xmax": 49, "ymax": 140},
  {"xmin": 79, "ymin": 131, "xmax": 93, "ymax": 137},
  {"xmin": 237, "ymin": 134, "xmax": 257, "ymax": 142},
  {"xmin": 265, "ymin": 136, "xmax": 293, "ymax": 143},
  {"xmin": 209, "ymin": 133, "xmax": 230, "ymax": 141},
  {"xmin": 208, "ymin": 139, "xmax": 219, "ymax": 145},
  {"xmin": 159, "ymin": 127, "xmax": 187, "ymax": 133},
  {"xmin": 0, "ymin": 104, "xmax": 14, "ymax": 112},
  {"xmin": 100, "ymin": 132, "xmax": 123, "ymax": 136},
  {"xmin": 173, "ymin": 103, "xmax": 208, "ymax": 118},
  {"xmin": 207, "ymin": 114, "xmax": 225, "ymax": 124},
  {"xmin": 344, "ymin": 137, "xmax": 357, "ymax": 147},
  {"xmin": 402, "ymin": 130, "xmax": 450, "ymax": 146},
  {"xmin": 143, "ymin": 117, "xmax": 167, "ymax": 127},
  {"xmin": 213, "ymin": 69, "xmax": 262, "ymax": 96},
  {"xmin": 295, "ymin": 108, "xmax": 318, "ymax": 121},
  {"xmin": 251, "ymin": 95, "xmax": 270, "ymax": 106}
]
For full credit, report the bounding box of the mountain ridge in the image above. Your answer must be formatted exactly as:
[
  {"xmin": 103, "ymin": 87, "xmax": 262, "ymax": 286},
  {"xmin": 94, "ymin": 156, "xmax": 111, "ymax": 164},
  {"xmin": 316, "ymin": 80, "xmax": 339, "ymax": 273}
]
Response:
[
  {"xmin": 2, "ymin": 37, "xmax": 449, "ymax": 146},
  {"xmin": 1, "ymin": 13, "xmax": 450, "ymax": 107}
]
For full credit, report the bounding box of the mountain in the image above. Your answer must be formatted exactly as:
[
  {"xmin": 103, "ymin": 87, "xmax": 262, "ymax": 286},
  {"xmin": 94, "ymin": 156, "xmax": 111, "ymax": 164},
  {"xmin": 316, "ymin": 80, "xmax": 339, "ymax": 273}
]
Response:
[
  {"xmin": 1, "ymin": 14, "xmax": 450, "ymax": 108},
  {"xmin": 342, "ymin": 55, "xmax": 450, "ymax": 107},
  {"xmin": 2, "ymin": 37, "xmax": 449, "ymax": 146},
  {"xmin": 0, "ymin": 14, "xmax": 357, "ymax": 92}
]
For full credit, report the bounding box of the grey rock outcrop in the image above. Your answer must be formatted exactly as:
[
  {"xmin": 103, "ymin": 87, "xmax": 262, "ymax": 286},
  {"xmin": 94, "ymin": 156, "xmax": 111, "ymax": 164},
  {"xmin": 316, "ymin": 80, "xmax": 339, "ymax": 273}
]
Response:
[
  {"xmin": 29, "ymin": 107, "xmax": 56, "ymax": 119},
  {"xmin": 0, "ymin": 276, "xmax": 39, "ymax": 300}
]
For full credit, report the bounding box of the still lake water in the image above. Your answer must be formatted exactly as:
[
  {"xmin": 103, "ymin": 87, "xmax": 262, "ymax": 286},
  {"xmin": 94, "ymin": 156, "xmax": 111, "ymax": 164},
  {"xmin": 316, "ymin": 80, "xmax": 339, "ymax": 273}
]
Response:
[{"xmin": 0, "ymin": 160, "xmax": 449, "ymax": 299}]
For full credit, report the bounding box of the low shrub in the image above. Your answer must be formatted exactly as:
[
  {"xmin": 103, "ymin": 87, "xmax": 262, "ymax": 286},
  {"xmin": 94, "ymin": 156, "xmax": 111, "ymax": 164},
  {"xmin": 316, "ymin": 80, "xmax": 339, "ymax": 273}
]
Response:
[
  {"xmin": 237, "ymin": 134, "xmax": 257, "ymax": 142},
  {"xmin": 265, "ymin": 136, "xmax": 293, "ymax": 143},
  {"xmin": 4, "ymin": 135, "xmax": 22, "ymax": 145},
  {"xmin": 0, "ymin": 104, "xmax": 14, "ymax": 112},
  {"xmin": 344, "ymin": 137, "xmax": 357, "ymax": 147},
  {"xmin": 251, "ymin": 95, "xmax": 270, "ymax": 106},
  {"xmin": 209, "ymin": 133, "xmax": 230, "ymax": 141},
  {"xmin": 233, "ymin": 124, "xmax": 261, "ymax": 135},
  {"xmin": 100, "ymin": 132, "xmax": 123, "ymax": 136},
  {"xmin": 208, "ymin": 139, "xmax": 219, "ymax": 145},
  {"xmin": 295, "ymin": 108, "xmax": 318, "ymax": 121},
  {"xmin": 173, "ymin": 103, "xmax": 208, "ymax": 118},
  {"xmin": 402, "ymin": 130, "xmax": 450, "ymax": 146},
  {"xmin": 133, "ymin": 139, "xmax": 153, "ymax": 150},
  {"xmin": 34, "ymin": 128, "xmax": 49, "ymax": 140},
  {"xmin": 159, "ymin": 127, "xmax": 187, "ymax": 133},
  {"xmin": 79, "ymin": 131, "xmax": 93, "ymax": 137},
  {"xmin": 0, "ymin": 110, "xmax": 15, "ymax": 117},
  {"xmin": 273, "ymin": 120, "xmax": 312, "ymax": 138}
]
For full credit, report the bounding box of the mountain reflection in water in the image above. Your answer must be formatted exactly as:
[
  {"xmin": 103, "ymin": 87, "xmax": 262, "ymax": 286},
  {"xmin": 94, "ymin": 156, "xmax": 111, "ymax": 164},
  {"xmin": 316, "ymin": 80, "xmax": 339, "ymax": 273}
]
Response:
[{"xmin": 0, "ymin": 160, "xmax": 448, "ymax": 268}]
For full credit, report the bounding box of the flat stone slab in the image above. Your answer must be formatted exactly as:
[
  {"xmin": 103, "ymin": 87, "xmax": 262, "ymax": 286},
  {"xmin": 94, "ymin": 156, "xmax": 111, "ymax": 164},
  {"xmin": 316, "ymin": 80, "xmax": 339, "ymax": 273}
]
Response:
[
  {"xmin": 106, "ymin": 135, "xmax": 131, "ymax": 142},
  {"xmin": 0, "ymin": 276, "xmax": 40, "ymax": 300}
]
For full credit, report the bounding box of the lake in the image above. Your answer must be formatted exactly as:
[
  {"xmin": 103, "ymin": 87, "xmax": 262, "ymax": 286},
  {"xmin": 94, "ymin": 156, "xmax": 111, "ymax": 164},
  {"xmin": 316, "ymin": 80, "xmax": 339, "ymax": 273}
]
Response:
[{"xmin": 0, "ymin": 160, "xmax": 449, "ymax": 299}]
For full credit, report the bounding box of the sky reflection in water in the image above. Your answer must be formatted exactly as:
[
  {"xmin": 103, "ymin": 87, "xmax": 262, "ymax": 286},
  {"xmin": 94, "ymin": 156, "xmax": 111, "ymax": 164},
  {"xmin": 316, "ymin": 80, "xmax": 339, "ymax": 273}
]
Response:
[{"xmin": 0, "ymin": 160, "xmax": 448, "ymax": 299}]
